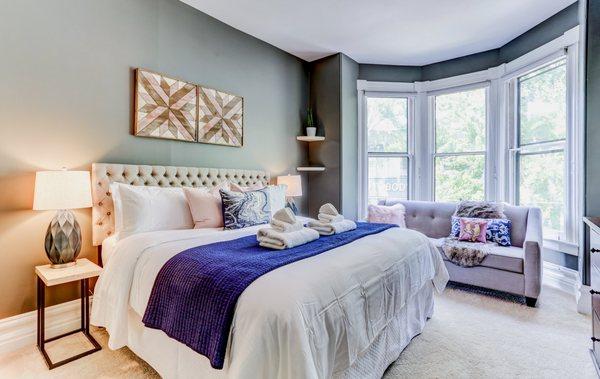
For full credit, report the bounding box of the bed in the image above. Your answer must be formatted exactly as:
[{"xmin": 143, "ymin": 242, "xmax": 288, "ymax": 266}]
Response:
[{"xmin": 89, "ymin": 163, "xmax": 449, "ymax": 379}]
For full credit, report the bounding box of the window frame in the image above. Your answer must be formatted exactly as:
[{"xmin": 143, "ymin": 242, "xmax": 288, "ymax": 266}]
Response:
[
  {"xmin": 358, "ymin": 91, "xmax": 415, "ymax": 217},
  {"xmin": 429, "ymin": 83, "xmax": 490, "ymax": 202},
  {"xmin": 505, "ymin": 51, "xmax": 579, "ymax": 248}
]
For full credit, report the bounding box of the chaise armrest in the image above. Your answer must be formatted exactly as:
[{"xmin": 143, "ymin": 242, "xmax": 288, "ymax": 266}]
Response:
[{"xmin": 523, "ymin": 207, "xmax": 543, "ymax": 299}]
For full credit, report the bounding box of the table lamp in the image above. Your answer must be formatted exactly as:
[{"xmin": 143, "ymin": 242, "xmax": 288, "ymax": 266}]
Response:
[
  {"xmin": 276, "ymin": 174, "xmax": 302, "ymax": 215},
  {"xmin": 33, "ymin": 169, "xmax": 92, "ymax": 268}
]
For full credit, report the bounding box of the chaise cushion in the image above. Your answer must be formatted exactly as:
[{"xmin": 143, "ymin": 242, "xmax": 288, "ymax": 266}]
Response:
[{"xmin": 430, "ymin": 238, "xmax": 524, "ymax": 274}]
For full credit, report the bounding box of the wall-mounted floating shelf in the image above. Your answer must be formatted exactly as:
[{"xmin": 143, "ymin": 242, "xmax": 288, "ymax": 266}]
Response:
[
  {"xmin": 297, "ymin": 166, "xmax": 326, "ymax": 172},
  {"xmin": 296, "ymin": 136, "xmax": 325, "ymax": 142}
]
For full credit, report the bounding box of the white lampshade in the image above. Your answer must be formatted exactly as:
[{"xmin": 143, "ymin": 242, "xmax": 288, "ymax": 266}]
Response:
[
  {"xmin": 277, "ymin": 174, "xmax": 302, "ymax": 197},
  {"xmin": 33, "ymin": 170, "xmax": 92, "ymax": 210}
]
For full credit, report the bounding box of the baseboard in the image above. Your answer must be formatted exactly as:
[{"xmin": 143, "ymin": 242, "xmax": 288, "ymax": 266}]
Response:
[
  {"xmin": 578, "ymin": 284, "xmax": 592, "ymax": 315},
  {"xmin": 0, "ymin": 297, "xmax": 89, "ymax": 355},
  {"xmin": 542, "ymin": 262, "xmax": 590, "ymax": 314}
]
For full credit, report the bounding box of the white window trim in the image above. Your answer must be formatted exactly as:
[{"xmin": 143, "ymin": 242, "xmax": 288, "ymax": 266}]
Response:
[
  {"xmin": 357, "ymin": 26, "xmax": 583, "ymax": 255},
  {"xmin": 429, "ymin": 82, "xmax": 491, "ymax": 202},
  {"xmin": 504, "ymin": 52, "xmax": 577, "ymax": 244},
  {"xmin": 357, "ymin": 91, "xmax": 416, "ymax": 219}
]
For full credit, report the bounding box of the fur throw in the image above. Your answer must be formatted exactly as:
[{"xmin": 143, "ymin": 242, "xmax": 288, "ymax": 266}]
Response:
[
  {"xmin": 441, "ymin": 238, "xmax": 491, "ymax": 267},
  {"xmin": 454, "ymin": 201, "xmax": 506, "ymax": 219}
]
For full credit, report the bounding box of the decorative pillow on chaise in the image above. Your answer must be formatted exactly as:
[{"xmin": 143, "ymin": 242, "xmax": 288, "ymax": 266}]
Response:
[
  {"xmin": 110, "ymin": 183, "xmax": 194, "ymax": 240},
  {"xmin": 451, "ymin": 216, "xmax": 512, "ymax": 246},
  {"xmin": 220, "ymin": 188, "xmax": 271, "ymax": 230},
  {"xmin": 367, "ymin": 203, "xmax": 407, "ymax": 227},
  {"xmin": 458, "ymin": 218, "xmax": 488, "ymax": 243}
]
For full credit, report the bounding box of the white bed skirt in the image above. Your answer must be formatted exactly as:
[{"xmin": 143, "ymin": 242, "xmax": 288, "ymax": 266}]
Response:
[{"xmin": 125, "ymin": 282, "xmax": 434, "ymax": 379}]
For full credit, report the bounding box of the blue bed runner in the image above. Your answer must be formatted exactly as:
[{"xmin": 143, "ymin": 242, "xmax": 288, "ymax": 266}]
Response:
[{"xmin": 142, "ymin": 222, "xmax": 397, "ymax": 369}]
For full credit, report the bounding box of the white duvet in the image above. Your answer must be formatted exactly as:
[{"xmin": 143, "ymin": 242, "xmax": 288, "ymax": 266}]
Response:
[{"xmin": 91, "ymin": 220, "xmax": 448, "ymax": 378}]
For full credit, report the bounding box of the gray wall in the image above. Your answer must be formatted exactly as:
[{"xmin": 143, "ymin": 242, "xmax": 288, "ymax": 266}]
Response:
[
  {"xmin": 584, "ymin": 0, "xmax": 600, "ymax": 283},
  {"xmin": 340, "ymin": 55, "xmax": 360, "ymax": 220},
  {"xmin": 308, "ymin": 55, "xmax": 341, "ymax": 217},
  {"xmin": 307, "ymin": 53, "xmax": 359, "ymax": 219},
  {"xmin": 0, "ymin": 0, "xmax": 308, "ymax": 318},
  {"xmin": 359, "ymin": 2, "xmax": 579, "ymax": 82}
]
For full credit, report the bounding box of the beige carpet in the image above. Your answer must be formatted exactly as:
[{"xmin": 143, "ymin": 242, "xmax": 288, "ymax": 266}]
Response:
[{"xmin": 0, "ymin": 284, "xmax": 593, "ymax": 378}]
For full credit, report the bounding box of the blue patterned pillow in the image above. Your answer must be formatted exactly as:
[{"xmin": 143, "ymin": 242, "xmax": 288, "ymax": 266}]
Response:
[
  {"xmin": 451, "ymin": 216, "xmax": 512, "ymax": 246},
  {"xmin": 220, "ymin": 189, "xmax": 271, "ymax": 230}
]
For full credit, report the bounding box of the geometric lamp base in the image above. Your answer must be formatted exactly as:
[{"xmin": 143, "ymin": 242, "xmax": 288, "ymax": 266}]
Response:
[{"xmin": 44, "ymin": 209, "xmax": 82, "ymax": 268}]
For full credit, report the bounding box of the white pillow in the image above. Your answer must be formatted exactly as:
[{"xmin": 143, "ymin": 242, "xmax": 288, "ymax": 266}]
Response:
[
  {"xmin": 111, "ymin": 183, "xmax": 194, "ymax": 240},
  {"xmin": 267, "ymin": 184, "xmax": 287, "ymax": 215}
]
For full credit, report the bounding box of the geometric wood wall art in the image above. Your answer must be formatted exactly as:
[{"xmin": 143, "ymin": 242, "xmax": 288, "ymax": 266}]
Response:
[
  {"xmin": 197, "ymin": 86, "xmax": 244, "ymax": 147},
  {"xmin": 134, "ymin": 69, "xmax": 197, "ymax": 142}
]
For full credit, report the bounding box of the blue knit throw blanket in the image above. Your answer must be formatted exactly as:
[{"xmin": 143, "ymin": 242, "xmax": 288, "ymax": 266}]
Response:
[{"xmin": 142, "ymin": 222, "xmax": 397, "ymax": 369}]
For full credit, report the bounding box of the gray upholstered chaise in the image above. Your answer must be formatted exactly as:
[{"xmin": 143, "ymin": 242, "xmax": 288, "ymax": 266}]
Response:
[{"xmin": 378, "ymin": 200, "xmax": 543, "ymax": 306}]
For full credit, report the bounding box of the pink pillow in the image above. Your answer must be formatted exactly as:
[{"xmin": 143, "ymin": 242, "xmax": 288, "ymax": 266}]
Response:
[
  {"xmin": 458, "ymin": 218, "xmax": 488, "ymax": 243},
  {"xmin": 183, "ymin": 182, "xmax": 229, "ymax": 228},
  {"xmin": 367, "ymin": 204, "xmax": 406, "ymax": 228}
]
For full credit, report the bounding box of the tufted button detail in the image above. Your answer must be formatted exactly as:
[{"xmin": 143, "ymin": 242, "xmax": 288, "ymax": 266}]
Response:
[
  {"xmin": 202, "ymin": 181, "xmax": 206, "ymax": 185},
  {"xmin": 107, "ymin": 211, "xmax": 111, "ymax": 216},
  {"xmin": 98, "ymin": 222, "xmax": 103, "ymax": 226},
  {"xmin": 107, "ymin": 231, "xmax": 112, "ymax": 235},
  {"xmin": 99, "ymin": 202, "xmax": 103, "ymax": 206}
]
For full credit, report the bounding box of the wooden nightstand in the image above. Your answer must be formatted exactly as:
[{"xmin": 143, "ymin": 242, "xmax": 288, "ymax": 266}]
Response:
[{"xmin": 35, "ymin": 258, "xmax": 102, "ymax": 369}]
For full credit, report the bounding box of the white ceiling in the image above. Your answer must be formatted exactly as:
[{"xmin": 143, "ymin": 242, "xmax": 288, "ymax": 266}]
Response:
[{"xmin": 180, "ymin": 0, "xmax": 577, "ymax": 66}]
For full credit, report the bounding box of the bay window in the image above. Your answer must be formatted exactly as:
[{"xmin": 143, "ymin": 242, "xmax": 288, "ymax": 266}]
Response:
[{"xmin": 357, "ymin": 31, "xmax": 580, "ymax": 252}]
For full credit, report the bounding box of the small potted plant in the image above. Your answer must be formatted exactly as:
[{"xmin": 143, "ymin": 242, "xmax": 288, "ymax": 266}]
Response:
[{"xmin": 306, "ymin": 108, "xmax": 316, "ymax": 137}]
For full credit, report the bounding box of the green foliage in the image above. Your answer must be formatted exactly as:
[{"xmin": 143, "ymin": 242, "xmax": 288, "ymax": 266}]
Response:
[
  {"xmin": 306, "ymin": 108, "xmax": 314, "ymax": 128},
  {"xmin": 435, "ymin": 88, "xmax": 486, "ymax": 153},
  {"xmin": 367, "ymin": 98, "xmax": 408, "ymax": 152},
  {"xmin": 435, "ymin": 155, "xmax": 485, "ymax": 202},
  {"xmin": 519, "ymin": 60, "xmax": 566, "ymax": 145},
  {"xmin": 434, "ymin": 88, "xmax": 486, "ymax": 201}
]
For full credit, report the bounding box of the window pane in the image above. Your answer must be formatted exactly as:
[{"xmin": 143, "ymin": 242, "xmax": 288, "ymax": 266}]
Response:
[
  {"xmin": 435, "ymin": 88, "xmax": 486, "ymax": 153},
  {"xmin": 518, "ymin": 151, "xmax": 564, "ymax": 240},
  {"xmin": 519, "ymin": 59, "xmax": 566, "ymax": 145},
  {"xmin": 367, "ymin": 97, "xmax": 408, "ymax": 153},
  {"xmin": 435, "ymin": 155, "xmax": 485, "ymax": 202},
  {"xmin": 368, "ymin": 156, "xmax": 408, "ymax": 204}
]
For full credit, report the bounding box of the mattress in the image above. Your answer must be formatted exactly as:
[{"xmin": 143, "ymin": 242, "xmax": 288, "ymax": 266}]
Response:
[{"xmin": 91, "ymin": 222, "xmax": 448, "ymax": 378}]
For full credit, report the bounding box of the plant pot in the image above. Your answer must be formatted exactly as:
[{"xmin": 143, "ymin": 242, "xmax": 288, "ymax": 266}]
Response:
[{"xmin": 306, "ymin": 127, "xmax": 317, "ymax": 137}]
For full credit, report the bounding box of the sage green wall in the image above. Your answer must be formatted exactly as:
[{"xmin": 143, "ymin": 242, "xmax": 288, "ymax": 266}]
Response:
[{"xmin": 0, "ymin": 0, "xmax": 308, "ymax": 318}]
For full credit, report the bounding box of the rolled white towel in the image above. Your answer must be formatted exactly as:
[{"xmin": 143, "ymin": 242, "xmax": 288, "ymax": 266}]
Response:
[
  {"xmin": 257, "ymin": 227, "xmax": 320, "ymax": 250},
  {"xmin": 270, "ymin": 208, "xmax": 303, "ymax": 232},
  {"xmin": 272, "ymin": 207, "xmax": 297, "ymax": 224},
  {"xmin": 271, "ymin": 218, "xmax": 303, "ymax": 232},
  {"xmin": 307, "ymin": 219, "xmax": 357, "ymax": 235},
  {"xmin": 318, "ymin": 213, "xmax": 344, "ymax": 223},
  {"xmin": 319, "ymin": 203, "xmax": 339, "ymax": 217}
]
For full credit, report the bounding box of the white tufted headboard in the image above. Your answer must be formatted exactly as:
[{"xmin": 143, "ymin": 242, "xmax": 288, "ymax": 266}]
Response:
[{"xmin": 91, "ymin": 163, "xmax": 270, "ymax": 246}]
